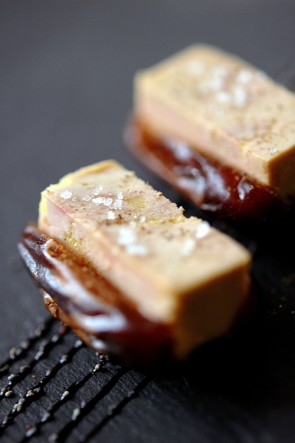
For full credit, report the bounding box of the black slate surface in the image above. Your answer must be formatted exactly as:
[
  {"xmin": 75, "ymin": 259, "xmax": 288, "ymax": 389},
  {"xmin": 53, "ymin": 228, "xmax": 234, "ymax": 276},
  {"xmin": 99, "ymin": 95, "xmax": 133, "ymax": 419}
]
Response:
[{"xmin": 1, "ymin": 1, "xmax": 295, "ymax": 442}]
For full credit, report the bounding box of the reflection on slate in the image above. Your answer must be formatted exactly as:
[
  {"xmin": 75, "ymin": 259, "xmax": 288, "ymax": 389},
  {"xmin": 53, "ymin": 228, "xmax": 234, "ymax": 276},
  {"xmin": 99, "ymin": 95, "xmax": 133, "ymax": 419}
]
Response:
[{"xmin": 1, "ymin": 1, "xmax": 295, "ymax": 442}]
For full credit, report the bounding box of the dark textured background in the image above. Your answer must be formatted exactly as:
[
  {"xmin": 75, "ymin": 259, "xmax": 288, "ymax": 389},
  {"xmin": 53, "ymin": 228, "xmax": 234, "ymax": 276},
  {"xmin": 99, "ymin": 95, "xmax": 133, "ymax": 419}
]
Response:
[{"xmin": 1, "ymin": 1, "xmax": 295, "ymax": 442}]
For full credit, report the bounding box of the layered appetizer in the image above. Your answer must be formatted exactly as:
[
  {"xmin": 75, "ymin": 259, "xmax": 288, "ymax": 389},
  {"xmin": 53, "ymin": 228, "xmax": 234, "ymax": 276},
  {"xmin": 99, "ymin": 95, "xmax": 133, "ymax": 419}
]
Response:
[
  {"xmin": 126, "ymin": 45, "xmax": 295, "ymax": 220},
  {"xmin": 19, "ymin": 160, "xmax": 251, "ymax": 364}
]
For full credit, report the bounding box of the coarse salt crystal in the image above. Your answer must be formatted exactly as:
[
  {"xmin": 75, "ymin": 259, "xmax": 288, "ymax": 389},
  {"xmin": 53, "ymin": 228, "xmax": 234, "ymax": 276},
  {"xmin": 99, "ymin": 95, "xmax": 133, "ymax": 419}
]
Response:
[
  {"xmin": 233, "ymin": 86, "xmax": 247, "ymax": 107},
  {"xmin": 236, "ymin": 69, "xmax": 252, "ymax": 84},
  {"xmin": 60, "ymin": 190, "xmax": 72, "ymax": 200},
  {"xmin": 195, "ymin": 221, "xmax": 210, "ymax": 239},
  {"xmin": 112, "ymin": 199, "xmax": 123, "ymax": 210},
  {"xmin": 104, "ymin": 198, "xmax": 113, "ymax": 206},
  {"xmin": 209, "ymin": 76, "xmax": 224, "ymax": 92},
  {"xmin": 92, "ymin": 197, "xmax": 103, "ymax": 205},
  {"xmin": 216, "ymin": 91, "xmax": 231, "ymax": 104},
  {"xmin": 107, "ymin": 210, "xmax": 116, "ymax": 220},
  {"xmin": 93, "ymin": 185, "xmax": 103, "ymax": 196},
  {"xmin": 92, "ymin": 197, "xmax": 113, "ymax": 207},
  {"xmin": 117, "ymin": 226, "xmax": 148, "ymax": 256},
  {"xmin": 118, "ymin": 227, "xmax": 137, "ymax": 246}
]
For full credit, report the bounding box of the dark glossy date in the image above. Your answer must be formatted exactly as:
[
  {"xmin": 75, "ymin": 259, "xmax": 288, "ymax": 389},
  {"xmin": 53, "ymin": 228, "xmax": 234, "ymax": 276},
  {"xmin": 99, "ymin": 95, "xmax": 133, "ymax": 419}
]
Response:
[
  {"xmin": 18, "ymin": 224, "xmax": 172, "ymax": 366},
  {"xmin": 125, "ymin": 118, "xmax": 291, "ymax": 222}
]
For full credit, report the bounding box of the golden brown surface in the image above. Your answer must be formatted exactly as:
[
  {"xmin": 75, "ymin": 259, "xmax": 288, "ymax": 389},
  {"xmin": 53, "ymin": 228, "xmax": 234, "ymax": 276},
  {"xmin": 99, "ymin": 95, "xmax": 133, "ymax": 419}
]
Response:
[
  {"xmin": 38, "ymin": 160, "xmax": 251, "ymax": 356},
  {"xmin": 135, "ymin": 45, "xmax": 295, "ymax": 197}
]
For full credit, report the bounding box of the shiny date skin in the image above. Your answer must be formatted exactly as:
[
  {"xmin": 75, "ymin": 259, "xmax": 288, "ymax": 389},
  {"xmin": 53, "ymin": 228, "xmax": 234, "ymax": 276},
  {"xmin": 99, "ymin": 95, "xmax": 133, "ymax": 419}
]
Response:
[
  {"xmin": 125, "ymin": 118, "xmax": 291, "ymax": 222},
  {"xmin": 18, "ymin": 224, "xmax": 172, "ymax": 366}
]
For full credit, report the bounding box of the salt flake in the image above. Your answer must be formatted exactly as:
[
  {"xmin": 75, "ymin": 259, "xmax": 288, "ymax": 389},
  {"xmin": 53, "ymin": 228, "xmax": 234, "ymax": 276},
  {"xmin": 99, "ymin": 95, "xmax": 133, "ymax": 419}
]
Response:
[
  {"xmin": 112, "ymin": 199, "xmax": 123, "ymax": 210},
  {"xmin": 195, "ymin": 221, "xmax": 210, "ymax": 239},
  {"xmin": 216, "ymin": 91, "xmax": 231, "ymax": 104},
  {"xmin": 60, "ymin": 190, "xmax": 72, "ymax": 200},
  {"xmin": 93, "ymin": 185, "xmax": 103, "ymax": 196},
  {"xmin": 92, "ymin": 197, "xmax": 113, "ymax": 207},
  {"xmin": 236, "ymin": 69, "xmax": 252, "ymax": 84},
  {"xmin": 233, "ymin": 86, "xmax": 247, "ymax": 107},
  {"xmin": 117, "ymin": 226, "xmax": 148, "ymax": 256},
  {"xmin": 107, "ymin": 210, "xmax": 116, "ymax": 220},
  {"xmin": 118, "ymin": 227, "xmax": 137, "ymax": 246}
]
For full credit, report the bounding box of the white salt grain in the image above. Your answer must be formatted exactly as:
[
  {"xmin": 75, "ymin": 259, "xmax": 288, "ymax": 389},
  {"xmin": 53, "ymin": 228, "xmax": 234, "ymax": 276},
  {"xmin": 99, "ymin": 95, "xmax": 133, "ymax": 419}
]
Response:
[
  {"xmin": 92, "ymin": 197, "xmax": 113, "ymax": 207},
  {"xmin": 195, "ymin": 221, "xmax": 210, "ymax": 239},
  {"xmin": 117, "ymin": 227, "xmax": 148, "ymax": 256},
  {"xmin": 60, "ymin": 190, "xmax": 72, "ymax": 200},
  {"xmin": 107, "ymin": 211, "xmax": 116, "ymax": 220},
  {"xmin": 94, "ymin": 185, "xmax": 103, "ymax": 196},
  {"xmin": 118, "ymin": 227, "xmax": 137, "ymax": 246},
  {"xmin": 216, "ymin": 91, "xmax": 231, "ymax": 104},
  {"xmin": 82, "ymin": 195, "xmax": 91, "ymax": 201},
  {"xmin": 233, "ymin": 86, "xmax": 247, "ymax": 108},
  {"xmin": 112, "ymin": 199, "xmax": 123, "ymax": 210},
  {"xmin": 236, "ymin": 69, "xmax": 252, "ymax": 84}
]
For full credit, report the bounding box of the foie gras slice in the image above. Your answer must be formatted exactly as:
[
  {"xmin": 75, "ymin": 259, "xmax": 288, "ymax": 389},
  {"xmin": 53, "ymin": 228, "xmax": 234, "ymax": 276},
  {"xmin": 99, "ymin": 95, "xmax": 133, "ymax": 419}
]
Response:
[
  {"xmin": 39, "ymin": 160, "xmax": 251, "ymax": 357},
  {"xmin": 135, "ymin": 45, "xmax": 295, "ymax": 199}
]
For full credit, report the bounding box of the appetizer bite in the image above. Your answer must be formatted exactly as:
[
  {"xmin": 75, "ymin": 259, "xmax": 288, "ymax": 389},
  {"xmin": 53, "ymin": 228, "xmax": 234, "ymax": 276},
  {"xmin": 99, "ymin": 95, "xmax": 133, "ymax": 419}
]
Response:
[
  {"xmin": 126, "ymin": 45, "xmax": 295, "ymax": 221},
  {"xmin": 19, "ymin": 161, "xmax": 251, "ymax": 365}
]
